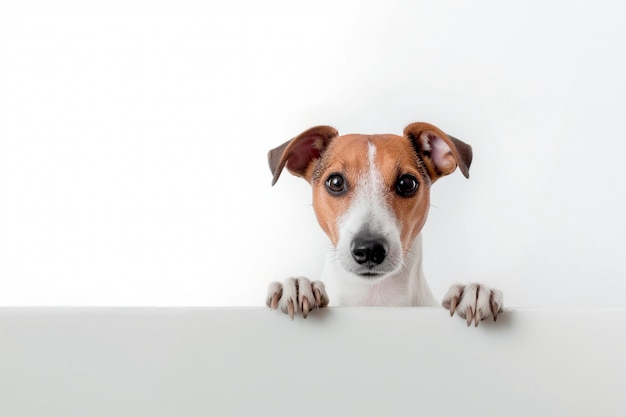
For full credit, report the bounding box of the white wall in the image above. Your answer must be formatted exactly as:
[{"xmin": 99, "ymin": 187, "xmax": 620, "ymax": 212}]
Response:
[
  {"xmin": 1, "ymin": 0, "xmax": 625, "ymax": 307},
  {"xmin": 1, "ymin": 308, "xmax": 625, "ymax": 416}
]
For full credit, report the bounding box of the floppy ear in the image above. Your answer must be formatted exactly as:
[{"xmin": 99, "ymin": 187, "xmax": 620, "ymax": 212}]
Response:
[
  {"xmin": 268, "ymin": 126, "xmax": 338, "ymax": 185},
  {"xmin": 404, "ymin": 122, "xmax": 472, "ymax": 181}
]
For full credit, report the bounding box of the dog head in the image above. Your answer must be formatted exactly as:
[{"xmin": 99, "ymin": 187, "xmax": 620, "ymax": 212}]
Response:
[{"xmin": 268, "ymin": 122, "xmax": 472, "ymax": 278}]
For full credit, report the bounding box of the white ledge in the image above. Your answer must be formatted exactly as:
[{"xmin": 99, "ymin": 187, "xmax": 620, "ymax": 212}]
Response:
[{"xmin": 1, "ymin": 307, "xmax": 625, "ymax": 417}]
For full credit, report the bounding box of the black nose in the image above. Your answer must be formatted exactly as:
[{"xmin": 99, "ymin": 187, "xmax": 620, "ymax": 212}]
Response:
[{"xmin": 351, "ymin": 238, "xmax": 388, "ymax": 265}]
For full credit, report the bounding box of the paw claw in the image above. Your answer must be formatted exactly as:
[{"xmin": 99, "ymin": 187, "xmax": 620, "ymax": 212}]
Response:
[
  {"xmin": 302, "ymin": 297, "xmax": 310, "ymax": 319},
  {"xmin": 466, "ymin": 307, "xmax": 474, "ymax": 327},
  {"xmin": 266, "ymin": 282, "xmax": 283, "ymax": 310},
  {"xmin": 287, "ymin": 299, "xmax": 295, "ymax": 320},
  {"xmin": 313, "ymin": 287, "xmax": 325, "ymax": 308},
  {"xmin": 270, "ymin": 293, "xmax": 280, "ymax": 310},
  {"xmin": 449, "ymin": 295, "xmax": 458, "ymax": 317},
  {"xmin": 312, "ymin": 281, "xmax": 329, "ymax": 308},
  {"xmin": 474, "ymin": 309, "xmax": 481, "ymax": 327},
  {"xmin": 313, "ymin": 288, "xmax": 322, "ymax": 306},
  {"xmin": 490, "ymin": 290, "xmax": 501, "ymax": 321}
]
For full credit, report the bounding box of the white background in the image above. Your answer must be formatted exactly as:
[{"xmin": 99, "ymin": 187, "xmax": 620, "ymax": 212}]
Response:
[{"xmin": 1, "ymin": 0, "xmax": 625, "ymax": 307}]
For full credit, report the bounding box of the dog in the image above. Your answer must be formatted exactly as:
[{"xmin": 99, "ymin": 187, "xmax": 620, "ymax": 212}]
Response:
[{"xmin": 265, "ymin": 122, "xmax": 502, "ymax": 326}]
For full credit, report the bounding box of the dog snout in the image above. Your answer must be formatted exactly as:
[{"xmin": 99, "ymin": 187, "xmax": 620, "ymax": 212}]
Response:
[{"xmin": 350, "ymin": 237, "xmax": 388, "ymax": 266}]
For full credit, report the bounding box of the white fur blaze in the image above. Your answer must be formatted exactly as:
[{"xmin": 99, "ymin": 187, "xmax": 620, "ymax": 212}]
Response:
[{"xmin": 334, "ymin": 143, "xmax": 403, "ymax": 277}]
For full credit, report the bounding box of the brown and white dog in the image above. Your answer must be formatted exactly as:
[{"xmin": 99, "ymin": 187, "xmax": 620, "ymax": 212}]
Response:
[{"xmin": 265, "ymin": 122, "xmax": 503, "ymax": 326}]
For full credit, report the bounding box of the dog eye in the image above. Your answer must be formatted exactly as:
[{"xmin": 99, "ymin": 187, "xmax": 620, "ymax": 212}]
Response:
[
  {"xmin": 395, "ymin": 174, "xmax": 418, "ymax": 197},
  {"xmin": 325, "ymin": 174, "xmax": 346, "ymax": 195}
]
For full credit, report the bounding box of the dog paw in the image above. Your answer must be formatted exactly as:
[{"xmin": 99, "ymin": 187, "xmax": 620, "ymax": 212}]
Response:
[
  {"xmin": 266, "ymin": 277, "xmax": 329, "ymax": 319},
  {"xmin": 442, "ymin": 283, "xmax": 503, "ymax": 327}
]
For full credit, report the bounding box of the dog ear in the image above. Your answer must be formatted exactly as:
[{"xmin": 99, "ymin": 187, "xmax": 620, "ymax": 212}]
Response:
[
  {"xmin": 268, "ymin": 126, "xmax": 338, "ymax": 185},
  {"xmin": 404, "ymin": 122, "xmax": 472, "ymax": 181}
]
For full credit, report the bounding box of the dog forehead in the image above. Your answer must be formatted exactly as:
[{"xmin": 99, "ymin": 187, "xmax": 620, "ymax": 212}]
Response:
[
  {"xmin": 329, "ymin": 133, "xmax": 414, "ymax": 161},
  {"xmin": 337, "ymin": 134, "xmax": 417, "ymax": 170},
  {"xmin": 313, "ymin": 133, "xmax": 419, "ymax": 184},
  {"xmin": 369, "ymin": 134, "xmax": 417, "ymax": 160},
  {"xmin": 314, "ymin": 135, "xmax": 370, "ymax": 179}
]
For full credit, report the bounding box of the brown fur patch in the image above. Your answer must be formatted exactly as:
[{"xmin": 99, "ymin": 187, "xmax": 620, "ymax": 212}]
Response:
[
  {"xmin": 311, "ymin": 135, "xmax": 370, "ymax": 245},
  {"xmin": 369, "ymin": 135, "xmax": 432, "ymax": 252}
]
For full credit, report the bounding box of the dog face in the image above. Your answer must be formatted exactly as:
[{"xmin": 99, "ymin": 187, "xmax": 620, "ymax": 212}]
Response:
[
  {"xmin": 311, "ymin": 134, "xmax": 431, "ymax": 277},
  {"xmin": 269, "ymin": 122, "xmax": 472, "ymax": 279}
]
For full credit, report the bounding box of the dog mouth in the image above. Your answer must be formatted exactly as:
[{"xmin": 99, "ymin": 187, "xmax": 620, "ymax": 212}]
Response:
[
  {"xmin": 349, "ymin": 254, "xmax": 402, "ymax": 278},
  {"xmin": 355, "ymin": 270, "xmax": 388, "ymax": 278}
]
